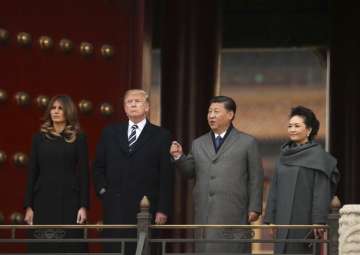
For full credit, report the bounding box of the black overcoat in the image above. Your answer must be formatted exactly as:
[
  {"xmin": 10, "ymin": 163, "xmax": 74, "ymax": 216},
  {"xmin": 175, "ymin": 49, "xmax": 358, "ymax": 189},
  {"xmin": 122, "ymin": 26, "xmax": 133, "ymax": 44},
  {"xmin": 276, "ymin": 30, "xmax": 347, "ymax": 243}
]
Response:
[
  {"xmin": 24, "ymin": 132, "xmax": 89, "ymax": 252},
  {"xmin": 93, "ymin": 121, "xmax": 174, "ymax": 251}
]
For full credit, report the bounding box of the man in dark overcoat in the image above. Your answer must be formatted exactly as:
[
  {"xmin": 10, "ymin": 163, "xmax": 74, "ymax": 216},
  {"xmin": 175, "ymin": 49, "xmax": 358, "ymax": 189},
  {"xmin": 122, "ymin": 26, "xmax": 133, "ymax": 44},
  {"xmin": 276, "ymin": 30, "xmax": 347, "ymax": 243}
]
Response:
[{"xmin": 93, "ymin": 89, "xmax": 174, "ymax": 253}]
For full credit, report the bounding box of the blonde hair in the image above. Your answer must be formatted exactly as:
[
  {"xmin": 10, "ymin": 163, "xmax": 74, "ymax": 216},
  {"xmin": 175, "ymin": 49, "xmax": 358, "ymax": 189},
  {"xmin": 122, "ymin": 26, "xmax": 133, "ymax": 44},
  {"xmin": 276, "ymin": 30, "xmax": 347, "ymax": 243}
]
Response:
[
  {"xmin": 124, "ymin": 89, "xmax": 149, "ymax": 103},
  {"xmin": 40, "ymin": 95, "xmax": 80, "ymax": 143}
]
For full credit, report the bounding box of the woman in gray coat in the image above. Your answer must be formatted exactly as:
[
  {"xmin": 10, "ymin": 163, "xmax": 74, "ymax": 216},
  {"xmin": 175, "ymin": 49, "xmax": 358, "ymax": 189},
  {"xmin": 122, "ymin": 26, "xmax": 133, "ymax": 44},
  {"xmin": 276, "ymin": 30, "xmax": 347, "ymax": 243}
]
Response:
[{"xmin": 264, "ymin": 106, "xmax": 340, "ymax": 254}]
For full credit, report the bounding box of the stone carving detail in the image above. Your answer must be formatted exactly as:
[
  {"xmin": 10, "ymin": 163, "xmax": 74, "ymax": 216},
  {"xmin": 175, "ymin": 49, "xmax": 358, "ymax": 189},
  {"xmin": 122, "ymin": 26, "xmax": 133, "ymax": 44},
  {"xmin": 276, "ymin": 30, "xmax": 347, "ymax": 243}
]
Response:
[
  {"xmin": 34, "ymin": 229, "xmax": 66, "ymax": 239},
  {"xmin": 339, "ymin": 204, "xmax": 360, "ymax": 255}
]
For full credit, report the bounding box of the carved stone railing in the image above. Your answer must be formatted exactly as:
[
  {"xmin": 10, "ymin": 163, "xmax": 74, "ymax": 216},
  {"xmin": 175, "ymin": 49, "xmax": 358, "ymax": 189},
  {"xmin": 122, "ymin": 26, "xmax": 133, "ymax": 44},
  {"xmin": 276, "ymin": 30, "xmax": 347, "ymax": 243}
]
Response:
[{"xmin": 339, "ymin": 204, "xmax": 360, "ymax": 255}]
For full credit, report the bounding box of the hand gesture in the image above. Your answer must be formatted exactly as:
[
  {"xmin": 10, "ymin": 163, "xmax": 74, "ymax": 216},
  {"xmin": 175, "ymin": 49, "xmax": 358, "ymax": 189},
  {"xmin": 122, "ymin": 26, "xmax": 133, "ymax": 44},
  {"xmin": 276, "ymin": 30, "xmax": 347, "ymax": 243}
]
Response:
[{"xmin": 170, "ymin": 141, "xmax": 183, "ymax": 159}]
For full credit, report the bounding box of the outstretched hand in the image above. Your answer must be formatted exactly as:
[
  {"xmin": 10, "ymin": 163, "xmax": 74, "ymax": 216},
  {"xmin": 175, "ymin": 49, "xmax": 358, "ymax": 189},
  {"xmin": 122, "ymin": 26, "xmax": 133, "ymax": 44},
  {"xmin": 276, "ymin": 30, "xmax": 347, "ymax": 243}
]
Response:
[{"xmin": 170, "ymin": 141, "xmax": 183, "ymax": 159}]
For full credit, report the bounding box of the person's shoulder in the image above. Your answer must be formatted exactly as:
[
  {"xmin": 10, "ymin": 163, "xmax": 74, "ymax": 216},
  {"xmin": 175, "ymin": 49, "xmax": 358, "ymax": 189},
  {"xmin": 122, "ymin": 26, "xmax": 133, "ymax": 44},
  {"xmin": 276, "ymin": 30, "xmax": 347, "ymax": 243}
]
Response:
[
  {"xmin": 102, "ymin": 122, "xmax": 126, "ymax": 134},
  {"xmin": 33, "ymin": 131, "xmax": 46, "ymax": 141},
  {"xmin": 31, "ymin": 132, "xmax": 46, "ymax": 145},
  {"xmin": 193, "ymin": 132, "xmax": 210, "ymax": 144},
  {"xmin": 312, "ymin": 142, "xmax": 337, "ymax": 165},
  {"xmin": 148, "ymin": 122, "xmax": 171, "ymax": 136},
  {"xmin": 148, "ymin": 122, "xmax": 164, "ymax": 130},
  {"xmin": 232, "ymin": 128, "xmax": 258, "ymax": 143},
  {"xmin": 32, "ymin": 131, "xmax": 42, "ymax": 139},
  {"xmin": 76, "ymin": 131, "xmax": 87, "ymax": 141}
]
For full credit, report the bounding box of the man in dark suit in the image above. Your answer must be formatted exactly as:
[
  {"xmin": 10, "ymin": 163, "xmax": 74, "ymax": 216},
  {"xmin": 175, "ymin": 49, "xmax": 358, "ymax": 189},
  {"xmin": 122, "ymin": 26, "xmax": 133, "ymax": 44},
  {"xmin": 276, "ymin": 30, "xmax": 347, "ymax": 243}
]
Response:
[{"xmin": 93, "ymin": 89, "xmax": 174, "ymax": 253}]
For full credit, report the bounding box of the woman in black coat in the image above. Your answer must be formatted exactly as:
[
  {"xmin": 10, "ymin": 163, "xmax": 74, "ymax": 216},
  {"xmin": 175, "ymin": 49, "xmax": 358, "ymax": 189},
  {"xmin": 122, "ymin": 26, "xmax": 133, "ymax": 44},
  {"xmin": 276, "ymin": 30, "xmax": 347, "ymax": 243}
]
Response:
[
  {"xmin": 24, "ymin": 95, "xmax": 89, "ymax": 253},
  {"xmin": 264, "ymin": 106, "xmax": 340, "ymax": 254}
]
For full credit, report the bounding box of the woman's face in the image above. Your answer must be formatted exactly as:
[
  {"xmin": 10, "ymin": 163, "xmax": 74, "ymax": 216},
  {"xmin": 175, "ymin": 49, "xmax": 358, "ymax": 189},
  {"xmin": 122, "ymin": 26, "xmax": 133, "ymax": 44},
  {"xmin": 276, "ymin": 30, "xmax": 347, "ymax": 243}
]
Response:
[
  {"xmin": 50, "ymin": 100, "xmax": 66, "ymax": 125},
  {"xmin": 287, "ymin": 115, "xmax": 311, "ymax": 144}
]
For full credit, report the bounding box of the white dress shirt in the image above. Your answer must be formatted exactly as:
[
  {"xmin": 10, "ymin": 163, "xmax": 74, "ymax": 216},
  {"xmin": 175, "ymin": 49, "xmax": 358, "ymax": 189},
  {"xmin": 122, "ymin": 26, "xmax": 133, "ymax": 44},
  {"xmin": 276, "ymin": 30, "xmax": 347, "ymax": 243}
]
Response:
[
  {"xmin": 214, "ymin": 130, "xmax": 227, "ymax": 139},
  {"xmin": 128, "ymin": 118, "xmax": 147, "ymax": 140}
]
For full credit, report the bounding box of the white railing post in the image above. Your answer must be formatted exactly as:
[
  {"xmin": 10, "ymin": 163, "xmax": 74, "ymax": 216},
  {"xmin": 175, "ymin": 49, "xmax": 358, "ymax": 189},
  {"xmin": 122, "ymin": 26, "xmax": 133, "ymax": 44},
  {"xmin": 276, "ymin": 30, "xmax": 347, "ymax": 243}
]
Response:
[{"xmin": 339, "ymin": 204, "xmax": 360, "ymax": 255}]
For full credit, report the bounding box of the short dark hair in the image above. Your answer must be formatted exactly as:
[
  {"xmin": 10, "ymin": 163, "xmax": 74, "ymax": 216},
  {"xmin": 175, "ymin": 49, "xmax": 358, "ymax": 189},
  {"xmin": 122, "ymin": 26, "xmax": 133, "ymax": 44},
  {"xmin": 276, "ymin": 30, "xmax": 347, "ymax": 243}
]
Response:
[
  {"xmin": 290, "ymin": 105, "xmax": 320, "ymax": 141},
  {"xmin": 209, "ymin": 96, "xmax": 237, "ymax": 115}
]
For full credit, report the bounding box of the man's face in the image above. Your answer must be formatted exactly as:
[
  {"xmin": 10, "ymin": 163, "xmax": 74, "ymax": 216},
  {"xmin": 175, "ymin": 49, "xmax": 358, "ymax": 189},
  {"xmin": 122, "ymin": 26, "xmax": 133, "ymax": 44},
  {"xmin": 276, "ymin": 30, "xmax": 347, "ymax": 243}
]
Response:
[
  {"xmin": 207, "ymin": 102, "xmax": 234, "ymax": 134},
  {"xmin": 124, "ymin": 92, "xmax": 149, "ymax": 122}
]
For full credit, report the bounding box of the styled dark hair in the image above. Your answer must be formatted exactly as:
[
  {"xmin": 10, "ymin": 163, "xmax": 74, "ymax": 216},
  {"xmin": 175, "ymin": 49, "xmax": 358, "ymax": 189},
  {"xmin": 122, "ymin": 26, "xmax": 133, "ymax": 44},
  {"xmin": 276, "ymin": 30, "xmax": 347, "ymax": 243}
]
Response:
[
  {"xmin": 41, "ymin": 95, "xmax": 80, "ymax": 143},
  {"xmin": 289, "ymin": 105, "xmax": 320, "ymax": 141},
  {"xmin": 209, "ymin": 96, "xmax": 237, "ymax": 115}
]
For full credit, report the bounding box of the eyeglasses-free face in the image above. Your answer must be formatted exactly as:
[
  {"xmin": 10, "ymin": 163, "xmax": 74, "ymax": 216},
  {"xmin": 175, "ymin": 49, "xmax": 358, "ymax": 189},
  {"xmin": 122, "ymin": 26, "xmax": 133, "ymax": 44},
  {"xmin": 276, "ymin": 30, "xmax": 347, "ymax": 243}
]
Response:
[{"xmin": 288, "ymin": 115, "xmax": 312, "ymax": 144}]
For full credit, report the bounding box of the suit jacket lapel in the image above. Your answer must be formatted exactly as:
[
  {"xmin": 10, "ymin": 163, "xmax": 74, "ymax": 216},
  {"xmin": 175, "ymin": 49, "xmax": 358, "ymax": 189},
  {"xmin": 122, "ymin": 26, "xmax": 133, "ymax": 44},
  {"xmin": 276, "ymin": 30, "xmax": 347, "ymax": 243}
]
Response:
[
  {"xmin": 115, "ymin": 123, "xmax": 130, "ymax": 154},
  {"xmin": 212, "ymin": 128, "xmax": 237, "ymax": 161},
  {"xmin": 129, "ymin": 121, "xmax": 153, "ymax": 155},
  {"xmin": 201, "ymin": 132, "xmax": 216, "ymax": 160}
]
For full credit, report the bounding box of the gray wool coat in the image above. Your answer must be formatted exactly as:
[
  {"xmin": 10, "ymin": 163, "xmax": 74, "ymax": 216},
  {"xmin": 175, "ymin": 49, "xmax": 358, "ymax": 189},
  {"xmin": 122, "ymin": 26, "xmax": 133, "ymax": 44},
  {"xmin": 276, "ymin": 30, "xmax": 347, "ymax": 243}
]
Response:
[
  {"xmin": 264, "ymin": 141, "xmax": 340, "ymax": 254},
  {"xmin": 175, "ymin": 127, "xmax": 264, "ymax": 253}
]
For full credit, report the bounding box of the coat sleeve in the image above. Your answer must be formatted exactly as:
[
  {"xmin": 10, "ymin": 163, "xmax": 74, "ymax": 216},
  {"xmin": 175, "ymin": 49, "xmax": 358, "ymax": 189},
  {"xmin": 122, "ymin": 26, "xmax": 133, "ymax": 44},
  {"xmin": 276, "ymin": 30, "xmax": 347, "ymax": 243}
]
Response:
[
  {"xmin": 157, "ymin": 130, "xmax": 174, "ymax": 216},
  {"xmin": 93, "ymin": 128, "xmax": 108, "ymax": 195},
  {"xmin": 77, "ymin": 133, "xmax": 90, "ymax": 208},
  {"xmin": 312, "ymin": 171, "xmax": 332, "ymax": 224},
  {"xmin": 246, "ymin": 138, "xmax": 264, "ymax": 214},
  {"xmin": 263, "ymin": 166, "xmax": 278, "ymax": 224},
  {"xmin": 24, "ymin": 134, "xmax": 40, "ymax": 209},
  {"xmin": 174, "ymin": 142, "xmax": 196, "ymax": 178}
]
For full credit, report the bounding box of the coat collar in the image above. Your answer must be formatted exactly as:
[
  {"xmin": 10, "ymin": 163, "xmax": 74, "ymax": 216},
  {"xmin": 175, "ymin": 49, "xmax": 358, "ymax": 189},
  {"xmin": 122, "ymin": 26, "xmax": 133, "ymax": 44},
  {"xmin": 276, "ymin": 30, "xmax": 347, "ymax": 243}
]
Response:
[
  {"xmin": 212, "ymin": 128, "xmax": 237, "ymax": 161},
  {"xmin": 202, "ymin": 128, "xmax": 238, "ymax": 161},
  {"xmin": 115, "ymin": 120, "xmax": 154, "ymax": 155},
  {"xmin": 130, "ymin": 121, "xmax": 153, "ymax": 154}
]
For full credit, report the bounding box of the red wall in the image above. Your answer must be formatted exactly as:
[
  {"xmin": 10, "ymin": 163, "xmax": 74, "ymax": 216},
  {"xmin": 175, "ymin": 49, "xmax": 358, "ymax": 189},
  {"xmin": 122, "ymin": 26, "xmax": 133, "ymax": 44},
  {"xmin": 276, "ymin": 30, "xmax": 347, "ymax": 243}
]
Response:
[{"xmin": 0, "ymin": 0, "xmax": 148, "ymax": 251}]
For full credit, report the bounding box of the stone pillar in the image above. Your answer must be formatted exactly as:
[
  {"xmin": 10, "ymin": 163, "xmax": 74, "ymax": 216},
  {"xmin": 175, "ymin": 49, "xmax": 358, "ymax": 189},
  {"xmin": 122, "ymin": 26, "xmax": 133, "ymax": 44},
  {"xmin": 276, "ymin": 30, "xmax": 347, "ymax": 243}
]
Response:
[{"xmin": 339, "ymin": 204, "xmax": 360, "ymax": 255}]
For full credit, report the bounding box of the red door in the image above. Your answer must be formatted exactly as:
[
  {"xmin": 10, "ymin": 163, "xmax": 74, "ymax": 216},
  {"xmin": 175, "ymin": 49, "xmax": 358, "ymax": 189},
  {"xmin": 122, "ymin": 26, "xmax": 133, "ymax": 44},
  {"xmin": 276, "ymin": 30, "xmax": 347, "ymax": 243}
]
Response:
[{"xmin": 0, "ymin": 0, "xmax": 151, "ymax": 251}]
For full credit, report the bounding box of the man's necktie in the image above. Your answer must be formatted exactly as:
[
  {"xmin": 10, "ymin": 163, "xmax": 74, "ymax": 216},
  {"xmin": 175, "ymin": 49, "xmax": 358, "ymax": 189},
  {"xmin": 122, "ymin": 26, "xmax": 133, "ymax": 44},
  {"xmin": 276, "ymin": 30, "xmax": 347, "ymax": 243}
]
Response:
[
  {"xmin": 214, "ymin": 135, "xmax": 222, "ymax": 152},
  {"xmin": 128, "ymin": 124, "xmax": 138, "ymax": 149}
]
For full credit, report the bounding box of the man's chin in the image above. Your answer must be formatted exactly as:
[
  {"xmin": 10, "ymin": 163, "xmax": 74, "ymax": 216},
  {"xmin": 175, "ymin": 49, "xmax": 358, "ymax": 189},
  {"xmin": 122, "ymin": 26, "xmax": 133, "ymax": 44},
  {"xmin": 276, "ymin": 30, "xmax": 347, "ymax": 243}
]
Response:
[{"xmin": 128, "ymin": 114, "xmax": 146, "ymax": 121}]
